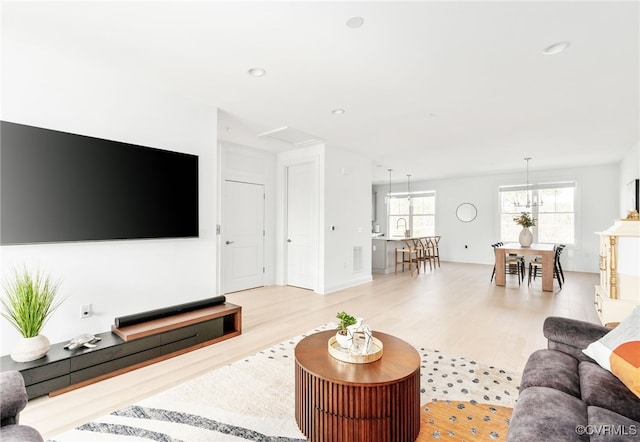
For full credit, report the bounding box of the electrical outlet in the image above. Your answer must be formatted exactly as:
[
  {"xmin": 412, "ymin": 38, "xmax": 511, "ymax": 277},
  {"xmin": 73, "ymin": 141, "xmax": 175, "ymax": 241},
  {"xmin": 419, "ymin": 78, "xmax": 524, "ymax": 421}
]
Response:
[{"xmin": 81, "ymin": 304, "xmax": 92, "ymax": 319}]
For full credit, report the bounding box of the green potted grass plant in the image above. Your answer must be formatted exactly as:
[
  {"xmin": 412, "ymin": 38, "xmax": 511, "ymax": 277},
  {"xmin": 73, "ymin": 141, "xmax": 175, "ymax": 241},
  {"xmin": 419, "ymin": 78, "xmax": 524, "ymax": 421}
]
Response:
[
  {"xmin": 1, "ymin": 267, "xmax": 65, "ymax": 362},
  {"xmin": 335, "ymin": 311, "xmax": 357, "ymax": 348}
]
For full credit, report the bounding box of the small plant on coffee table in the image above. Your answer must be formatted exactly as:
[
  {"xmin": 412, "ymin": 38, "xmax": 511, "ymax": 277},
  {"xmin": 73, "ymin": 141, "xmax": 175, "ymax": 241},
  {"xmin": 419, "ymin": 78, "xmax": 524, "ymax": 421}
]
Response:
[{"xmin": 336, "ymin": 311, "xmax": 356, "ymax": 336}]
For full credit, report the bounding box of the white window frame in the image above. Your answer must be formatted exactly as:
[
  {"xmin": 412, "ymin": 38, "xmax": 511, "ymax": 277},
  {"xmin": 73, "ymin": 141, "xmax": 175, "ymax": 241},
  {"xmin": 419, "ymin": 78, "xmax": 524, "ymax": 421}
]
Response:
[
  {"xmin": 387, "ymin": 191, "xmax": 436, "ymax": 237},
  {"xmin": 499, "ymin": 181, "xmax": 576, "ymax": 244}
]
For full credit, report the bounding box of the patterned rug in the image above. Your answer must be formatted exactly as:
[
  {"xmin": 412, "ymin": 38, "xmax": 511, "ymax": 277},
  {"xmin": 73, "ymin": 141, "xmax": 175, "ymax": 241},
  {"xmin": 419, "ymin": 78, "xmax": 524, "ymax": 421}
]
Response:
[
  {"xmin": 417, "ymin": 401, "xmax": 513, "ymax": 441},
  {"xmin": 50, "ymin": 324, "xmax": 520, "ymax": 441}
]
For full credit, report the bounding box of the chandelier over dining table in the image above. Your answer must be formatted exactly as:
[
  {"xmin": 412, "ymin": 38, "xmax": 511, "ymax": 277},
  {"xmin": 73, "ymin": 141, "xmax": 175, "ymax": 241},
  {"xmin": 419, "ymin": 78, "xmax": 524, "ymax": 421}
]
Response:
[{"xmin": 516, "ymin": 157, "xmax": 543, "ymax": 208}]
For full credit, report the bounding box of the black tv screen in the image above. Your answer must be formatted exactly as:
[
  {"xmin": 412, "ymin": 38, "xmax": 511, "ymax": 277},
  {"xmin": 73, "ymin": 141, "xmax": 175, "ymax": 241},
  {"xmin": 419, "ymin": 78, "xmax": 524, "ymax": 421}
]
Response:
[{"xmin": 1, "ymin": 121, "xmax": 199, "ymax": 245}]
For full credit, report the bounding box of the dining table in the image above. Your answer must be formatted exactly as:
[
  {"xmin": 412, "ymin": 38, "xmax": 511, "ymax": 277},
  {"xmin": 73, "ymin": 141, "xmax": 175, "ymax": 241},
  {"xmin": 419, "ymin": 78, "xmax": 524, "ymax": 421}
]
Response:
[{"xmin": 495, "ymin": 243, "xmax": 557, "ymax": 291}]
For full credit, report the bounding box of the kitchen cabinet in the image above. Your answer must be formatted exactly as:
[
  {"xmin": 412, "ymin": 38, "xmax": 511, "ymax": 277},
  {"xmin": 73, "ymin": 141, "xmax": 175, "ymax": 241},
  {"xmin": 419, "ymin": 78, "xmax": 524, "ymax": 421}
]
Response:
[
  {"xmin": 372, "ymin": 238, "xmax": 414, "ymax": 274},
  {"xmin": 372, "ymin": 239, "xmax": 386, "ymax": 271}
]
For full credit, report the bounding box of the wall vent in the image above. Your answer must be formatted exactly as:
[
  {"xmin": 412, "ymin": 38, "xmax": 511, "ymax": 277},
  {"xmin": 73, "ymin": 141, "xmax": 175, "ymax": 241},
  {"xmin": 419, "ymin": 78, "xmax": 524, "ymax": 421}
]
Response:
[{"xmin": 353, "ymin": 246, "xmax": 363, "ymax": 273}]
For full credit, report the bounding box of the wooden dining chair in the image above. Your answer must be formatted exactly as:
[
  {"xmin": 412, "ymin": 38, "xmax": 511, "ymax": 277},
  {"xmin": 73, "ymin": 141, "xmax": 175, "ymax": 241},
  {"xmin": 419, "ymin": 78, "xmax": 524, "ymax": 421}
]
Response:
[
  {"xmin": 528, "ymin": 246, "xmax": 563, "ymax": 289},
  {"xmin": 491, "ymin": 243, "xmax": 524, "ymax": 285},
  {"xmin": 555, "ymin": 244, "xmax": 566, "ymax": 283}
]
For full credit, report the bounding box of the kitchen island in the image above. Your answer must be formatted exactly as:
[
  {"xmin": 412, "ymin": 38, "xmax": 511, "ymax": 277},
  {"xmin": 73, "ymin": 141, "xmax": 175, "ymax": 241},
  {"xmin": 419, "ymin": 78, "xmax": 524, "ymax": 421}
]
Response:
[{"xmin": 372, "ymin": 236, "xmax": 440, "ymax": 274}]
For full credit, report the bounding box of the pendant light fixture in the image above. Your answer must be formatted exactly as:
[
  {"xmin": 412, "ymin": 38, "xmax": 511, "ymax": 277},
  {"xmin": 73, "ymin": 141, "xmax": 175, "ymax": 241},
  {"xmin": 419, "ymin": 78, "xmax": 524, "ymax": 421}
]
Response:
[
  {"xmin": 516, "ymin": 157, "xmax": 543, "ymax": 208},
  {"xmin": 385, "ymin": 169, "xmax": 393, "ymax": 205},
  {"xmin": 406, "ymin": 174, "xmax": 413, "ymax": 207}
]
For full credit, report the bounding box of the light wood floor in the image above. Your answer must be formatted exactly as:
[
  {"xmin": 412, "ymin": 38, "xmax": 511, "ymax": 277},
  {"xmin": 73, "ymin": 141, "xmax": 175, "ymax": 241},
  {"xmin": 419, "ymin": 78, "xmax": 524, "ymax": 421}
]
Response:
[{"xmin": 22, "ymin": 261, "xmax": 600, "ymax": 439}]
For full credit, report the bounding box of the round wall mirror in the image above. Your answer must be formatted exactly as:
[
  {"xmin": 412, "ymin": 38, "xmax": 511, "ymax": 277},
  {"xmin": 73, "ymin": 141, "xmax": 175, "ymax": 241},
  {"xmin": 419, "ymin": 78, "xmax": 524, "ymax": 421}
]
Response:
[{"xmin": 456, "ymin": 203, "xmax": 477, "ymax": 223}]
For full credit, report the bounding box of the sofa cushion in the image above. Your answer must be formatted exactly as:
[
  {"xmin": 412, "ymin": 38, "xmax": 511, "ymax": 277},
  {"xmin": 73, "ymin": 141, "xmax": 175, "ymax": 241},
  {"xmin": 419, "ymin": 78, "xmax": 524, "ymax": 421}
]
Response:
[
  {"xmin": 544, "ymin": 316, "xmax": 610, "ymax": 362},
  {"xmin": 506, "ymin": 387, "xmax": 588, "ymax": 442},
  {"xmin": 587, "ymin": 406, "xmax": 640, "ymax": 441},
  {"xmin": 0, "ymin": 425, "xmax": 44, "ymax": 442},
  {"xmin": 579, "ymin": 361, "xmax": 640, "ymax": 423},
  {"xmin": 583, "ymin": 306, "xmax": 640, "ymax": 398},
  {"xmin": 0, "ymin": 371, "xmax": 27, "ymax": 426},
  {"xmin": 519, "ymin": 349, "xmax": 581, "ymax": 398}
]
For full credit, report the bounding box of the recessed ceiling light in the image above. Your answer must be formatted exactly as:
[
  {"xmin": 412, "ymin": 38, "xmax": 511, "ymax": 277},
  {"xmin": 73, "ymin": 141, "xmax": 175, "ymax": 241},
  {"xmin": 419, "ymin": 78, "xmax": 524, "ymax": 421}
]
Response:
[
  {"xmin": 331, "ymin": 108, "xmax": 345, "ymax": 115},
  {"xmin": 248, "ymin": 67, "xmax": 266, "ymax": 77},
  {"xmin": 346, "ymin": 16, "xmax": 364, "ymax": 29},
  {"xmin": 543, "ymin": 41, "xmax": 571, "ymax": 55}
]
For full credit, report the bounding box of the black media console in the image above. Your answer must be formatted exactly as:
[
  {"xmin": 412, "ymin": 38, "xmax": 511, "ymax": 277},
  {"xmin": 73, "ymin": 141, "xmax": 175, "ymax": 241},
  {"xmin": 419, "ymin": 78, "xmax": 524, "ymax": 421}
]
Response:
[{"xmin": 0, "ymin": 302, "xmax": 242, "ymax": 399}]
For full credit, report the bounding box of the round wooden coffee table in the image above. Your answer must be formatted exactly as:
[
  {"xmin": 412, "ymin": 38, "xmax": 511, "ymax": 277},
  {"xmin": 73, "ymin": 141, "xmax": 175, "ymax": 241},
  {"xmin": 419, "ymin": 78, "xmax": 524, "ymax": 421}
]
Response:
[{"xmin": 294, "ymin": 330, "xmax": 420, "ymax": 442}]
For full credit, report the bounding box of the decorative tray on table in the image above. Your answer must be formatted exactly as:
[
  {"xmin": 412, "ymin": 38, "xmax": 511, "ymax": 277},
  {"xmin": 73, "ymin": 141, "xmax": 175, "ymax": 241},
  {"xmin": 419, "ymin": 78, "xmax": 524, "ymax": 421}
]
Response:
[{"xmin": 327, "ymin": 335, "xmax": 384, "ymax": 364}]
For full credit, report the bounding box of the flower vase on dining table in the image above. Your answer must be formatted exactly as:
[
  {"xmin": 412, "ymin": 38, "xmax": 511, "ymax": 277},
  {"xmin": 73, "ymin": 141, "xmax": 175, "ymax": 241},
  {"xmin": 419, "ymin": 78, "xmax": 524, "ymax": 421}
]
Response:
[{"xmin": 519, "ymin": 227, "xmax": 533, "ymax": 247}]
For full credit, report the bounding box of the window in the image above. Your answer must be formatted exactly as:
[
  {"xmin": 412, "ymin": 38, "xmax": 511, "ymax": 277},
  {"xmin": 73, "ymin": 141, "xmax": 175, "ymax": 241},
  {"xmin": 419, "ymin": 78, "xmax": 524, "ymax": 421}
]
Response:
[
  {"xmin": 388, "ymin": 191, "xmax": 436, "ymax": 237},
  {"xmin": 499, "ymin": 182, "xmax": 575, "ymax": 244}
]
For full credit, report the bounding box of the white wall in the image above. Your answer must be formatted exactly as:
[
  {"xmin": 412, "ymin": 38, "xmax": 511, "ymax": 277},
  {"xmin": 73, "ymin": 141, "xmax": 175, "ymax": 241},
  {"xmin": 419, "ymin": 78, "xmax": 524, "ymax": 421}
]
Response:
[
  {"xmin": 374, "ymin": 163, "xmax": 620, "ymax": 273},
  {"xmin": 1, "ymin": 38, "xmax": 219, "ymax": 353},
  {"xmin": 276, "ymin": 144, "xmax": 373, "ymax": 294},
  {"xmin": 323, "ymin": 146, "xmax": 373, "ymax": 293}
]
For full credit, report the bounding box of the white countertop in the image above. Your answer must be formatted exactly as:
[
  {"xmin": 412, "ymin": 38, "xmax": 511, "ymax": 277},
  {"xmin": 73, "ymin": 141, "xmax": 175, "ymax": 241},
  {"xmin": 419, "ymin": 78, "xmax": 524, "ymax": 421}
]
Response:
[{"xmin": 372, "ymin": 236, "xmax": 422, "ymax": 241}]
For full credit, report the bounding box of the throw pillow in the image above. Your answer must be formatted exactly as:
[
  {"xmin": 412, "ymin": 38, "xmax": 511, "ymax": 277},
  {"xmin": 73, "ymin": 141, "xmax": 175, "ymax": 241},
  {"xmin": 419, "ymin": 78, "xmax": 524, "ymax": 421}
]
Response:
[{"xmin": 583, "ymin": 306, "xmax": 640, "ymax": 398}]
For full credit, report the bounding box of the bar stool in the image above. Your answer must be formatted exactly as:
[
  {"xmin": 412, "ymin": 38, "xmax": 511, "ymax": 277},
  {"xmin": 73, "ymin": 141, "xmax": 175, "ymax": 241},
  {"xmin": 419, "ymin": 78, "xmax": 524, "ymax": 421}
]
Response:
[
  {"xmin": 428, "ymin": 236, "xmax": 441, "ymax": 268},
  {"xmin": 395, "ymin": 244, "xmax": 420, "ymax": 276},
  {"xmin": 418, "ymin": 237, "xmax": 433, "ymax": 271}
]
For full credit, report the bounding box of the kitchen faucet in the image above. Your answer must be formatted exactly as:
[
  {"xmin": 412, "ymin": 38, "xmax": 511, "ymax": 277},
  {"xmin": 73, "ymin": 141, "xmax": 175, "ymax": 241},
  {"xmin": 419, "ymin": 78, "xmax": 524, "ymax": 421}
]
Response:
[{"xmin": 396, "ymin": 218, "xmax": 410, "ymax": 238}]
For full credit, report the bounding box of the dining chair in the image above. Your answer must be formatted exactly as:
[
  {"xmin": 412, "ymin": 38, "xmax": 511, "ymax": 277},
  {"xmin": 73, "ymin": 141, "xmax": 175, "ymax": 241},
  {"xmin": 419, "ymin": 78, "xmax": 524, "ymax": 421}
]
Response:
[
  {"xmin": 555, "ymin": 244, "xmax": 566, "ymax": 283},
  {"xmin": 491, "ymin": 243, "xmax": 524, "ymax": 285},
  {"xmin": 528, "ymin": 246, "xmax": 563, "ymax": 289}
]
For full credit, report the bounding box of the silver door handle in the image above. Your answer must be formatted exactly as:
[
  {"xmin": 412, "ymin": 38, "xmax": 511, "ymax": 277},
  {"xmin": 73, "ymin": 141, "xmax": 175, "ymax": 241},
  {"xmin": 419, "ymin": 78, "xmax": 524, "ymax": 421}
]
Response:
[
  {"xmin": 287, "ymin": 239, "xmax": 292, "ymax": 243},
  {"xmin": 226, "ymin": 241, "xmax": 234, "ymax": 245}
]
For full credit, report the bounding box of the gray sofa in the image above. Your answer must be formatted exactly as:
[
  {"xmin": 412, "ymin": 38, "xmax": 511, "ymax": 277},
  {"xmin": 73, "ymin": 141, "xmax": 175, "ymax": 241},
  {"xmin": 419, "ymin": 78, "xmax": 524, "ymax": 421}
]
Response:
[
  {"xmin": 0, "ymin": 371, "xmax": 44, "ymax": 442},
  {"xmin": 507, "ymin": 317, "xmax": 640, "ymax": 441}
]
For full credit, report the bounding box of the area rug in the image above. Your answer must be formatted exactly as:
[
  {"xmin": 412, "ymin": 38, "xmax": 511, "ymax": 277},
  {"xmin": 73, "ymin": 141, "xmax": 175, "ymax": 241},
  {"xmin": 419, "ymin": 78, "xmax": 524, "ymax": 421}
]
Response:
[
  {"xmin": 50, "ymin": 324, "xmax": 520, "ymax": 441},
  {"xmin": 417, "ymin": 401, "xmax": 513, "ymax": 441}
]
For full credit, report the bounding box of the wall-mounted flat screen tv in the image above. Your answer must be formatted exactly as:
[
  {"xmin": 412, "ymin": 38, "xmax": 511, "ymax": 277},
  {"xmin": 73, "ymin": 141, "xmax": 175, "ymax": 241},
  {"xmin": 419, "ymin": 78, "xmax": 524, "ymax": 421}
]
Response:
[{"xmin": 1, "ymin": 121, "xmax": 199, "ymax": 245}]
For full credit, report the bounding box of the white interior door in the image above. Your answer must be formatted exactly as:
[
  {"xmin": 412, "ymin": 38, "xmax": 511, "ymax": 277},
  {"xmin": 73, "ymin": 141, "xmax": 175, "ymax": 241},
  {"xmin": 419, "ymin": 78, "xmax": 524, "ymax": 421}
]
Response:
[
  {"xmin": 223, "ymin": 180, "xmax": 264, "ymax": 293},
  {"xmin": 286, "ymin": 162, "xmax": 317, "ymax": 290}
]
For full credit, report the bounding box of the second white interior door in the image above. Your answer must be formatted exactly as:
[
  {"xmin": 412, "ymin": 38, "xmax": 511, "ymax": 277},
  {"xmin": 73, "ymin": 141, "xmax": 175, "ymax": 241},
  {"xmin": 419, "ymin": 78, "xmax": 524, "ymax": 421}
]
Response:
[
  {"xmin": 286, "ymin": 162, "xmax": 317, "ymax": 290},
  {"xmin": 223, "ymin": 180, "xmax": 265, "ymax": 293}
]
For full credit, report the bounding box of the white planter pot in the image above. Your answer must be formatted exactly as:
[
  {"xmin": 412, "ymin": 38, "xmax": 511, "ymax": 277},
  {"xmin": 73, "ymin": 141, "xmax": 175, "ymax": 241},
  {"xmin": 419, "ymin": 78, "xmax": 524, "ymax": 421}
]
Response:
[
  {"xmin": 519, "ymin": 227, "xmax": 533, "ymax": 247},
  {"xmin": 335, "ymin": 331, "xmax": 352, "ymax": 348},
  {"xmin": 336, "ymin": 318, "xmax": 365, "ymax": 349},
  {"xmin": 11, "ymin": 335, "xmax": 50, "ymax": 362}
]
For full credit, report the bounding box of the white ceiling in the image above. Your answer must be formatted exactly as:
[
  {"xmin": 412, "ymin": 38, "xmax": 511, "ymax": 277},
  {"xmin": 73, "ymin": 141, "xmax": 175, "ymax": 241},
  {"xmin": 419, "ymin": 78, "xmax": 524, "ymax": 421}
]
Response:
[{"xmin": 2, "ymin": 1, "xmax": 638, "ymax": 183}]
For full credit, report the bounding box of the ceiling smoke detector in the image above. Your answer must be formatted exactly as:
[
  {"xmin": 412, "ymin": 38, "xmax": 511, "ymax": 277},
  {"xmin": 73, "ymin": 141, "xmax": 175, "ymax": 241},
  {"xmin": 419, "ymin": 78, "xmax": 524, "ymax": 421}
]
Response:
[
  {"xmin": 346, "ymin": 16, "xmax": 364, "ymax": 29},
  {"xmin": 248, "ymin": 67, "xmax": 266, "ymax": 77},
  {"xmin": 543, "ymin": 41, "xmax": 571, "ymax": 55}
]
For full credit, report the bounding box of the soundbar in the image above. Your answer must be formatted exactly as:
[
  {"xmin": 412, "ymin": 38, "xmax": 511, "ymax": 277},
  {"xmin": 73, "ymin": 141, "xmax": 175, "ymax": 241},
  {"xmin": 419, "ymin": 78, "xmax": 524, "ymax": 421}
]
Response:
[{"xmin": 114, "ymin": 295, "xmax": 227, "ymax": 328}]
